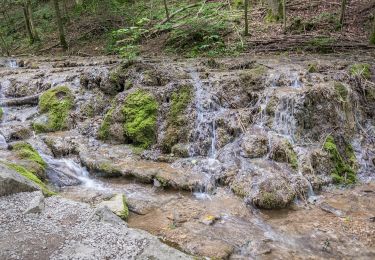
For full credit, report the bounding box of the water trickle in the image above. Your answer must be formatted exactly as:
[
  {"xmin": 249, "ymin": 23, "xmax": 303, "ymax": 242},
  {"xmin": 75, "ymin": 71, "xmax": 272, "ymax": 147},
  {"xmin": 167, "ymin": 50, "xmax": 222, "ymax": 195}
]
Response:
[
  {"xmin": 189, "ymin": 69, "xmax": 220, "ymax": 158},
  {"xmin": 272, "ymin": 96, "xmax": 297, "ymax": 143},
  {"xmin": 5, "ymin": 59, "xmax": 18, "ymax": 68},
  {"xmin": 40, "ymin": 152, "xmax": 106, "ymax": 190},
  {"xmin": 352, "ymin": 138, "xmax": 375, "ymax": 183}
]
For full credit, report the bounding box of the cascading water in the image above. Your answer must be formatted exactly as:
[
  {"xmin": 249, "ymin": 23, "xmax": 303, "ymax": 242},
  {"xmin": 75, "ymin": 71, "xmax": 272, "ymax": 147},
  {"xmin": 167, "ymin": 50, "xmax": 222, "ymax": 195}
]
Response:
[
  {"xmin": 0, "ymin": 83, "xmax": 8, "ymax": 149},
  {"xmin": 39, "ymin": 152, "xmax": 106, "ymax": 191},
  {"xmin": 189, "ymin": 69, "xmax": 220, "ymax": 158}
]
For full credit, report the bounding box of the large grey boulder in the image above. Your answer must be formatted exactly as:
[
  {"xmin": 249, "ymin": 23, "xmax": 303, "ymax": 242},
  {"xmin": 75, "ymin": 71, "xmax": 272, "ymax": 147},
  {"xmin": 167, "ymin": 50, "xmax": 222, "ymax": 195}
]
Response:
[{"xmin": 0, "ymin": 164, "xmax": 39, "ymax": 196}]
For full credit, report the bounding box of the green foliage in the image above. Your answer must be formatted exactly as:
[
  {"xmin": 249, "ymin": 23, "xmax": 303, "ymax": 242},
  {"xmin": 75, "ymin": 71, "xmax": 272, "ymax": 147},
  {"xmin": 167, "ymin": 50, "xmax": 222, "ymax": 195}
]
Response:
[
  {"xmin": 1, "ymin": 161, "xmax": 54, "ymax": 196},
  {"xmin": 162, "ymin": 85, "xmax": 193, "ymax": 153},
  {"xmin": 323, "ymin": 136, "xmax": 356, "ymax": 185},
  {"xmin": 122, "ymin": 90, "xmax": 158, "ymax": 148},
  {"xmin": 307, "ymin": 63, "xmax": 318, "ymax": 73},
  {"xmin": 0, "ymin": 107, "xmax": 3, "ymax": 120},
  {"xmin": 349, "ymin": 63, "xmax": 372, "ymax": 80},
  {"xmin": 334, "ymin": 82, "xmax": 348, "ymax": 101},
  {"xmin": 33, "ymin": 86, "xmax": 74, "ymax": 133},
  {"xmin": 165, "ymin": 18, "xmax": 230, "ymax": 57}
]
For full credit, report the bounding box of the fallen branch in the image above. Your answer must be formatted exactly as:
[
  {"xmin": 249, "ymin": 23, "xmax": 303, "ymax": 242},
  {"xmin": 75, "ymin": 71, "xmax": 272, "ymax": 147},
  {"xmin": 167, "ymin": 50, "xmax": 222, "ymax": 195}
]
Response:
[
  {"xmin": 160, "ymin": 3, "xmax": 200, "ymax": 25},
  {"xmin": 1, "ymin": 94, "xmax": 40, "ymax": 107}
]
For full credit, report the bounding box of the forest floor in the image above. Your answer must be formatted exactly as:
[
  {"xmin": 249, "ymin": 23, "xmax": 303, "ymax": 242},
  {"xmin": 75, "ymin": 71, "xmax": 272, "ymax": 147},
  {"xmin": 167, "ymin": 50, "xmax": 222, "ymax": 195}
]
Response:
[{"xmin": 1, "ymin": 0, "xmax": 374, "ymax": 57}]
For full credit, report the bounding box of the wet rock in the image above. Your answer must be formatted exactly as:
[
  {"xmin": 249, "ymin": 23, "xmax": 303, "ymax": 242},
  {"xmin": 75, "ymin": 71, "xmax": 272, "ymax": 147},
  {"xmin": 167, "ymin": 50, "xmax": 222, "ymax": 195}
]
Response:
[
  {"xmin": 241, "ymin": 133, "xmax": 269, "ymax": 158},
  {"xmin": 319, "ymin": 202, "xmax": 345, "ymax": 217},
  {"xmin": 43, "ymin": 136, "xmax": 79, "ymax": 157},
  {"xmin": 0, "ymin": 164, "xmax": 40, "ymax": 196},
  {"xmin": 88, "ymin": 205, "xmax": 126, "ymax": 226},
  {"xmin": 230, "ymin": 160, "xmax": 306, "ymax": 209},
  {"xmin": 199, "ymin": 215, "xmax": 221, "ymax": 225},
  {"xmin": 98, "ymin": 194, "xmax": 129, "ymax": 220},
  {"xmin": 23, "ymin": 191, "xmax": 45, "ymax": 214},
  {"xmin": 269, "ymin": 137, "xmax": 298, "ymax": 169},
  {"xmin": 171, "ymin": 143, "xmax": 191, "ymax": 158}
]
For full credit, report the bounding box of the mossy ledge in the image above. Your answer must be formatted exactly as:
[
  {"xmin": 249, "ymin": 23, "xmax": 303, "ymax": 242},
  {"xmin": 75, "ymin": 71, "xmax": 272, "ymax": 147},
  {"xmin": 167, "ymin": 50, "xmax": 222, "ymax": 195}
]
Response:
[
  {"xmin": 122, "ymin": 89, "xmax": 159, "ymax": 148},
  {"xmin": 323, "ymin": 135, "xmax": 357, "ymax": 185},
  {"xmin": 33, "ymin": 86, "xmax": 74, "ymax": 133},
  {"xmin": 0, "ymin": 161, "xmax": 54, "ymax": 196},
  {"xmin": 162, "ymin": 85, "xmax": 193, "ymax": 153},
  {"xmin": 11, "ymin": 142, "xmax": 47, "ymax": 179}
]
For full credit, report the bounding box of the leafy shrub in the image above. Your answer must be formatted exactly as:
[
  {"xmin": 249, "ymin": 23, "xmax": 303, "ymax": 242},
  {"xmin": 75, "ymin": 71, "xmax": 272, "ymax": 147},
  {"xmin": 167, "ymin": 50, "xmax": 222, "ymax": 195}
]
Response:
[{"xmin": 165, "ymin": 18, "xmax": 230, "ymax": 57}]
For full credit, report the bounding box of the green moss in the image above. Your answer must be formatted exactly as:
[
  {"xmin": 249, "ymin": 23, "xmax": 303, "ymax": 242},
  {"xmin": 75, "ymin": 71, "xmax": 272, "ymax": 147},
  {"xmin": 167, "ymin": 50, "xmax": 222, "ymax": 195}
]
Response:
[
  {"xmin": 288, "ymin": 147, "xmax": 299, "ymax": 170},
  {"xmin": 349, "ymin": 63, "xmax": 372, "ymax": 80},
  {"xmin": 122, "ymin": 90, "xmax": 158, "ymax": 148},
  {"xmin": 97, "ymin": 162, "xmax": 122, "ymax": 177},
  {"xmin": 120, "ymin": 194, "xmax": 129, "ymax": 220},
  {"xmin": 1, "ymin": 161, "xmax": 54, "ymax": 196},
  {"xmin": 162, "ymin": 85, "xmax": 193, "ymax": 153},
  {"xmin": 11, "ymin": 142, "xmax": 46, "ymax": 177},
  {"xmin": 0, "ymin": 107, "xmax": 3, "ymax": 121},
  {"xmin": 259, "ymin": 191, "xmax": 279, "ymax": 209},
  {"xmin": 370, "ymin": 30, "xmax": 375, "ymax": 45},
  {"xmin": 33, "ymin": 86, "xmax": 74, "ymax": 133},
  {"xmin": 98, "ymin": 108, "xmax": 114, "ymax": 140},
  {"xmin": 323, "ymin": 136, "xmax": 356, "ymax": 185},
  {"xmin": 155, "ymin": 175, "xmax": 169, "ymax": 187},
  {"xmin": 334, "ymin": 82, "xmax": 348, "ymax": 101}
]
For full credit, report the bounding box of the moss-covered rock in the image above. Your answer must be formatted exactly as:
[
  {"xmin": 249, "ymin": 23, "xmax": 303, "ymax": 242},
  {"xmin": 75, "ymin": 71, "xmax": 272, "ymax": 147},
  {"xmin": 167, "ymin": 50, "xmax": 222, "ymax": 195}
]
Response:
[
  {"xmin": 269, "ymin": 138, "xmax": 298, "ymax": 169},
  {"xmin": 122, "ymin": 90, "xmax": 158, "ymax": 148},
  {"xmin": 349, "ymin": 63, "xmax": 372, "ymax": 79},
  {"xmin": 240, "ymin": 65, "xmax": 268, "ymax": 92},
  {"xmin": 162, "ymin": 85, "xmax": 193, "ymax": 153},
  {"xmin": 0, "ymin": 161, "xmax": 54, "ymax": 196},
  {"xmin": 98, "ymin": 194, "xmax": 129, "ymax": 220},
  {"xmin": 98, "ymin": 108, "xmax": 115, "ymax": 140},
  {"xmin": 11, "ymin": 142, "xmax": 47, "ymax": 180},
  {"xmin": 33, "ymin": 86, "xmax": 74, "ymax": 133},
  {"xmin": 323, "ymin": 135, "xmax": 356, "ymax": 185},
  {"xmin": 0, "ymin": 107, "xmax": 3, "ymax": 121}
]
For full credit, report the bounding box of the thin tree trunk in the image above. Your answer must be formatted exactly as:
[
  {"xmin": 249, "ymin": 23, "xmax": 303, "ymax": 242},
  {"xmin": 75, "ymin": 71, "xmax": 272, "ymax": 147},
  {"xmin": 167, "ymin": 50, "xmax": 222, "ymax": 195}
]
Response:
[
  {"xmin": 23, "ymin": 5, "xmax": 34, "ymax": 44},
  {"xmin": 340, "ymin": 0, "xmax": 347, "ymax": 29},
  {"xmin": 52, "ymin": 0, "xmax": 68, "ymax": 50},
  {"xmin": 244, "ymin": 0, "xmax": 249, "ymax": 36},
  {"xmin": 63, "ymin": 0, "xmax": 70, "ymax": 22},
  {"xmin": 163, "ymin": 0, "xmax": 170, "ymax": 19},
  {"xmin": 26, "ymin": 0, "xmax": 40, "ymax": 42},
  {"xmin": 370, "ymin": 14, "xmax": 375, "ymax": 45},
  {"xmin": 283, "ymin": 0, "xmax": 286, "ymax": 29}
]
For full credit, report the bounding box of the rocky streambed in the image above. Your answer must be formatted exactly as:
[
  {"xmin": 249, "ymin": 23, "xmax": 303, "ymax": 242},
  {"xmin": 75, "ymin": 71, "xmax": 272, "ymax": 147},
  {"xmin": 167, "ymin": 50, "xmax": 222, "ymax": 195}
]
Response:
[{"xmin": 0, "ymin": 53, "xmax": 374, "ymax": 259}]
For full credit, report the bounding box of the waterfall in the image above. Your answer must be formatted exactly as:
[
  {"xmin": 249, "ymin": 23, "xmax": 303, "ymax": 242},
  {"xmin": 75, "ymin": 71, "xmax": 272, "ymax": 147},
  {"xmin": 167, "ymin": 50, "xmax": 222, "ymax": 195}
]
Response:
[
  {"xmin": 0, "ymin": 83, "xmax": 8, "ymax": 149},
  {"xmin": 189, "ymin": 69, "xmax": 219, "ymax": 158},
  {"xmin": 39, "ymin": 152, "xmax": 106, "ymax": 190}
]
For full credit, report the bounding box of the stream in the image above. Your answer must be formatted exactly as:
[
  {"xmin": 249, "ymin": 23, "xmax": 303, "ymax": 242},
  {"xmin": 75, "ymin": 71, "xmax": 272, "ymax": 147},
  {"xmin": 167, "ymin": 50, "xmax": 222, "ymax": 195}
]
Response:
[{"xmin": 0, "ymin": 55, "xmax": 374, "ymax": 259}]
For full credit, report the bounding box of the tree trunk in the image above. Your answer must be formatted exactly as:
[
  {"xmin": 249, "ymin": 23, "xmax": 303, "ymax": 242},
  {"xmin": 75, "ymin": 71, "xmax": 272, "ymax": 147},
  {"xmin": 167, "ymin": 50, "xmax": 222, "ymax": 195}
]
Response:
[
  {"xmin": 63, "ymin": 0, "xmax": 70, "ymax": 22},
  {"xmin": 244, "ymin": 0, "xmax": 249, "ymax": 36},
  {"xmin": 26, "ymin": 0, "xmax": 40, "ymax": 42},
  {"xmin": 163, "ymin": 0, "xmax": 170, "ymax": 19},
  {"xmin": 340, "ymin": 0, "xmax": 347, "ymax": 29},
  {"xmin": 370, "ymin": 14, "xmax": 375, "ymax": 45},
  {"xmin": 52, "ymin": 0, "xmax": 68, "ymax": 50},
  {"xmin": 23, "ymin": 5, "xmax": 34, "ymax": 44},
  {"xmin": 283, "ymin": 0, "xmax": 286, "ymax": 29}
]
